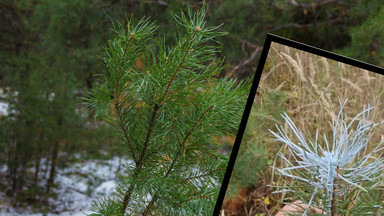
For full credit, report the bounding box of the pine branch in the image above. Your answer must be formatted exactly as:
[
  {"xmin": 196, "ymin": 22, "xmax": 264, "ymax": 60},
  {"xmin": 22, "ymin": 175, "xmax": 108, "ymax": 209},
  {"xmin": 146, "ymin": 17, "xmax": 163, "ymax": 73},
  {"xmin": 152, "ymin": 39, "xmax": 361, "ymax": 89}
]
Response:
[
  {"xmin": 141, "ymin": 150, "xmax": 177, "ymax": 215},
  {"xmin": 138, "ymin": 103, "xmax": 160, "ymax": 167},
  {"xmin": 116, "ymin": 33, "xmax": 134, "ymax": 96},
  {"xmin": 179, "ymin": 195, "xmax": 214, "ymax": 205},
  {"xmin": 165, "ymin": 59, "xmax": 222, "ymax": 100},
  {"xmin": 121, "ymin": 183, "xmax": 136, "ymax": 214},
  {"xmin": 112, "ymin": 31, "xmax": 136, "ymax": 162},
  {"xmin": 182, "ymin": 104, "xmax": 215, "ymax": 156},
  {"xmin": 179, "ymin": 168, "xmax": 225, "ymax": 182},
  {"xmin": 142, "ymin": 194, "xmax": 158, "ymax": 216},
  {"xmin": 115, "ymin": 105, "xmax": 137, "ymax": 162},
  {"xmin": 140, "ymin": 103, "xmax": 216, "ymax": 213},
  {"xmin": 160, "ymin": 29, "xmax": 199, "ymax": 103}
]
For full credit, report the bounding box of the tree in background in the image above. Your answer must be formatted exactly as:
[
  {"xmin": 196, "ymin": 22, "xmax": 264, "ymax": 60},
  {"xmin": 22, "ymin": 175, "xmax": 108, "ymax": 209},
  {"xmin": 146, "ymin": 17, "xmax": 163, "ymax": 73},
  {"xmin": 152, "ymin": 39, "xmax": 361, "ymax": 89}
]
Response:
[
  {"xmin": 196, "ymin": 0, "xmax": 381, "ymax": 78},
  {"xmin": 63, "ymin": 0, "xmax": 380, "ymax": 79},
  {"xmin": 339, "ymin": 5, "xmax": 384, "ymax": 67},
  {"xmin": 0, "ymin": 0, "xmax": 113, "ymax": 203},
  {"xmin": 83, "ymin": 7, "xmax": 251, "ymax": 215}
]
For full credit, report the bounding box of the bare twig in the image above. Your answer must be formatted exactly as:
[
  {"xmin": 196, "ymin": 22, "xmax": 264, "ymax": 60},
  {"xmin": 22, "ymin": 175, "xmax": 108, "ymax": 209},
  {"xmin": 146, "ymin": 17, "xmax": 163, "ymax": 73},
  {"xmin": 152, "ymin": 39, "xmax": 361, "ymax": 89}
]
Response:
[{"xmin": 227, "ymin": 47, "xmax": 262, "ymax": 77}]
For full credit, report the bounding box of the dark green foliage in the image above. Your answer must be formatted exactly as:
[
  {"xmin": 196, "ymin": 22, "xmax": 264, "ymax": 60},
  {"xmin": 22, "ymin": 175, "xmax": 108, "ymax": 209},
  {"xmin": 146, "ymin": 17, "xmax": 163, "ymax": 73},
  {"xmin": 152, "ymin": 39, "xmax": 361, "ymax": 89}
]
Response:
[
  {"xmin": 67, "ymin": 0, "xmax": 381, "ymax": 79},
  {"xmin": 338, "ymin": 5, "xmax": 384, "ymax": 67},
  {"xmin": 83, "ymin": 7, "xmax": 251, "ymax": 215},
  {"xmin": 0, "ymin": 0, "xmax": 114, "ymax": 202},
  {"xmin": 200, "ymin": 0, "xmax": 381, "ymax": 78}
]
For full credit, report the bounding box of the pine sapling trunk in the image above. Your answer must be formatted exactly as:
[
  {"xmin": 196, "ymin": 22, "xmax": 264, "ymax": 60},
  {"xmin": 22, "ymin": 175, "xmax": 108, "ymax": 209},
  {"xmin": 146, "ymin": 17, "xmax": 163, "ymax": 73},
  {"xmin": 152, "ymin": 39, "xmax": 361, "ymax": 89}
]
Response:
[
  {"xmin": 34, "ymin": 153, "xmax": 41, "ymax": 188},
  {"xmin": 121, "ymin": 184, "xmax": 136, "ymax": 214},
  {"xmin": 10, "ymin": 138, "xmax": 18, "ymax": 196}
]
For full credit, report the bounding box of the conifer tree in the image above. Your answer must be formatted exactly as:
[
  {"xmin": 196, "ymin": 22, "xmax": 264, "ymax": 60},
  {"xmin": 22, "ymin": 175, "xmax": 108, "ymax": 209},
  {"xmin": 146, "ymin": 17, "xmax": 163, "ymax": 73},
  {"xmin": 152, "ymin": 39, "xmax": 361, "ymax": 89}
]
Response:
[
  {"xmin": 83, "ymin": 7, "xmax": 251, "ymax": 215},
  {"xmin": 0, "ymin": 0, "xmax": 102, "ymax": 198}
]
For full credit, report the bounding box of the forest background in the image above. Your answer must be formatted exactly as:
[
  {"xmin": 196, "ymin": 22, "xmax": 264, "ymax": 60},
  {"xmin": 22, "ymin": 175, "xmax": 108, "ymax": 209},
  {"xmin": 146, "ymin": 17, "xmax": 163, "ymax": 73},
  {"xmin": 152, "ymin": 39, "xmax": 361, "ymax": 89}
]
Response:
[{"xmin": 1, "ymin": 0, "xmax": 384, "ymax": 215}]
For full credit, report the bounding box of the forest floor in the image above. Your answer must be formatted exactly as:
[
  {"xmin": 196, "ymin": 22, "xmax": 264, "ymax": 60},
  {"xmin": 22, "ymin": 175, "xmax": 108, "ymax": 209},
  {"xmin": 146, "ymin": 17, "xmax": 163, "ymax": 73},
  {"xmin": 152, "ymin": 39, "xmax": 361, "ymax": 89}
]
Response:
[{"xmin": 0, "ymin": 155, "xmax": 133, "ymax": 216}]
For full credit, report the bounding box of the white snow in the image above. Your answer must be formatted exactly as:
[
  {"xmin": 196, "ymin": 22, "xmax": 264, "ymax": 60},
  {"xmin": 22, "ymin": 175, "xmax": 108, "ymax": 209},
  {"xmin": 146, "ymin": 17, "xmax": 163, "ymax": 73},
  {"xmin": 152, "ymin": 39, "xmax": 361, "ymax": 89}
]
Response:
[
  {"xmin": 0, "ymin": 156, "xmax": 134, "ymax": 216},
  {"xmin": 0, "ymin": 87, "xmax": 17, "ymax": 116},
  {"xmin": 0, "ymin": 151, "xmax": 220, "ymax": 215},
  {"xmin": 94, "ymin": 180, "xmax": 117, "ymax": 196},
  {"xmin": 0, "ymin": 101, "xmax": 9, "ymax": 116}
]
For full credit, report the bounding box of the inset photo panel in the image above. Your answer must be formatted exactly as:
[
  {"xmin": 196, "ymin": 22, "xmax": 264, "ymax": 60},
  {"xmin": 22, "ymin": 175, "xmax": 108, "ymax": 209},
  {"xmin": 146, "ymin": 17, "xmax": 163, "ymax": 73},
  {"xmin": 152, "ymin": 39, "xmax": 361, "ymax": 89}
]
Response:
[{"xmin": 214, "ymin": 34, "xmax": 384, "ymax": 216}]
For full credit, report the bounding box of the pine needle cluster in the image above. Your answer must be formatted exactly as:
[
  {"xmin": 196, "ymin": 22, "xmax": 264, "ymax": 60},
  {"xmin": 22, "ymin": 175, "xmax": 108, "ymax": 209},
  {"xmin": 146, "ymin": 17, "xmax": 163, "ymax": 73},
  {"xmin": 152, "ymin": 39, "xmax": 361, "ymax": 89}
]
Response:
[
  {"xmin": 270, "ymin": 100, "xmax": 384, "ymax": 215},
  {"xmin": 83, "ymin": 7, "xmax": 251, "ymax": 216}
]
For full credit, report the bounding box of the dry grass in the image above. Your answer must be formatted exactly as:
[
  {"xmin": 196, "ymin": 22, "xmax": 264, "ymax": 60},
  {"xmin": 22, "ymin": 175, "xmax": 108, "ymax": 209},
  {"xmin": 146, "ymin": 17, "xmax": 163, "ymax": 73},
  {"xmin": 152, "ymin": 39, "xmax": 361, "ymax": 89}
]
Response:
[{"xmin": 221, "ymin": 42, "xmax": 384, "ymax": 215}]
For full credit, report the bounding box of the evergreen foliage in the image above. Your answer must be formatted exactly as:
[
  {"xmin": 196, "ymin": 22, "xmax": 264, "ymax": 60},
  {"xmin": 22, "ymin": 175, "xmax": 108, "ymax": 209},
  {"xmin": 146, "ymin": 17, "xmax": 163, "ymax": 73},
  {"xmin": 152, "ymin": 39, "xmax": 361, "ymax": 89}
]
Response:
[
  {"xmin": 83, "ymin": 7, "xmax": 251, "ymax": 215},
  {"xmin": 339, "ymin": 5, "xmax": 384, "ymax": 67},
  {"xmin": 0, "ymin": 0, "xmax": 113, "ymax": 202}
]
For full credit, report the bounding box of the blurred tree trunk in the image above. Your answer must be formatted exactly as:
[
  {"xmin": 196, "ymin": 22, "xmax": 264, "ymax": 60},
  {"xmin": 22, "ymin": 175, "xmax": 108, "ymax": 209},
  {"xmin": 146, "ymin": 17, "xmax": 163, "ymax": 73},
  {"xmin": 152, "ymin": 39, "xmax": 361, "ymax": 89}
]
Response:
[
  {"xmin": 34, "ymin": 139, "xmax": 43, "ymax": 188},
  {"xmin": 46, "ymin": 140, "xmax": 59, "ymax": 194}
]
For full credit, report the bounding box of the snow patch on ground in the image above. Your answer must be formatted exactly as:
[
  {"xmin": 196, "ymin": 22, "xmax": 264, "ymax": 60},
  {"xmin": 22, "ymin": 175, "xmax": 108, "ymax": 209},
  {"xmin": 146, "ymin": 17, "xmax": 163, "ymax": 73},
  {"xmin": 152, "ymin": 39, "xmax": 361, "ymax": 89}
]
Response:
[
  {"xmin": 0, "ymin": 102, "xmax": 9, "ymax": 116},
  {"xmin": 0, "ymin": 156, "xmax": 134, "ymax": 216},
  {"xmin": 94, "ymin": 180, "xmax": 117, "ymax": 196}
]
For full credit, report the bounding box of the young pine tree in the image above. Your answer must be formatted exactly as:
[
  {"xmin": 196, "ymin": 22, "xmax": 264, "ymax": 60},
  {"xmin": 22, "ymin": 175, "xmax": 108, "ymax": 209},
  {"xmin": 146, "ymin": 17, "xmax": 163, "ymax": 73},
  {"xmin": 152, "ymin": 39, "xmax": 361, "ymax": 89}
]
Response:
[{"xmin": 83, "ymin": 7, "xmax": 251, "ymax": 215}]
